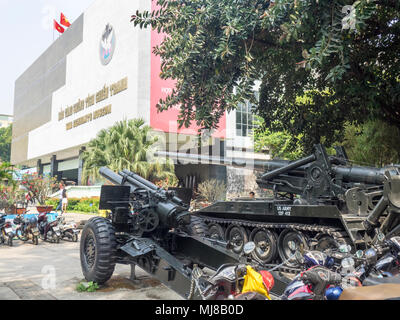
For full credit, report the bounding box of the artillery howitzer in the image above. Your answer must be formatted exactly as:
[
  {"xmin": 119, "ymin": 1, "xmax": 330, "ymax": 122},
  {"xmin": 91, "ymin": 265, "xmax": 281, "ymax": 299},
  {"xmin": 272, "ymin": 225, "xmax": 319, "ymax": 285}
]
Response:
[
  {"xmin": 79, "ymin": 167, "xmax": 290, "ymax": 299},
  {"xmin": 157, "ymin": 144, "xmax": 400, "ymax": 267}
]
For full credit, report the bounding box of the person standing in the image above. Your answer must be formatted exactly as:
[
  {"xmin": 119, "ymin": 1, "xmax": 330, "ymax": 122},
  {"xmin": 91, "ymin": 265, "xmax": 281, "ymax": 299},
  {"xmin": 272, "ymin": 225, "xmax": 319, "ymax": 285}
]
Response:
[
  {"xmin": 61, "ymin": 187, "xmax": 68, "ymax": 215},
  {"xmin": 55, "ymin": 183, "xmax": 64, "ymax": 213}
]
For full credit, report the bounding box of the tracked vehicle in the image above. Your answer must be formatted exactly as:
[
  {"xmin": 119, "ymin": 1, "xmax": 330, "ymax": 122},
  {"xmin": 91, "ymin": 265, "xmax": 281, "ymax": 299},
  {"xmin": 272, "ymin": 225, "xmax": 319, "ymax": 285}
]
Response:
[{"xmin": 157, "ymin": 145, "xmax": 400, "ymax": 266}]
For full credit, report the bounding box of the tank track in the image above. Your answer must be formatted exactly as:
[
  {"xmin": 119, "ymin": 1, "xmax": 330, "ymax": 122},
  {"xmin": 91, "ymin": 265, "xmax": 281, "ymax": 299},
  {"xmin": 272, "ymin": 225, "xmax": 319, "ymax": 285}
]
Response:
[{"xmin": 196, "ymin": 214, "xmax": 350, "ymax": 275}]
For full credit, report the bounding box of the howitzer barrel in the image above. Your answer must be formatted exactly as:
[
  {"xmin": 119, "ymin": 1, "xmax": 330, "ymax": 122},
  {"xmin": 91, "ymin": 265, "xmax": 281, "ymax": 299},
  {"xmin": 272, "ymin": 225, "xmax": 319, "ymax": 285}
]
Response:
[
  {"xmin": 260, "ymin": 154, "xmax": 316, "ymax": 181},
  {"xmin": 119, "ymin": 170, "xmax": 185, "ymax": 207},
  {"xmin": 155, "ymin": 150, "xmax": 395, "ymax": 186},
  {"xmin": 99, "ymin": 167, "xmax": 149, "ymax": 192},
  {"xmin": 332, "ymin": 166, "xmax": 387, "ymax": 185}
]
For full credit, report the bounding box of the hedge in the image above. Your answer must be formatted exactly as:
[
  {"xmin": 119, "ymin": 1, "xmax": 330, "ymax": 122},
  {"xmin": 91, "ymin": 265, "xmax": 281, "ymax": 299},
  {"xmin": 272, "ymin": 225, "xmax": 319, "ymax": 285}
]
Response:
[{"xmin": 46, "ymin": 197, "xmax": 100, "ymax": 213}]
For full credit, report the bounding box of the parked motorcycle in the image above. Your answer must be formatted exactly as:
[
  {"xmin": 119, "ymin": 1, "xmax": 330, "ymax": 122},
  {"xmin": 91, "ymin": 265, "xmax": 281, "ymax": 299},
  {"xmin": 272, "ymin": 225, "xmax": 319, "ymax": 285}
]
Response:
[
  {"xmin": 373, "ymin": 236, "xmax": 400, "ymax": 277},
  {"xmin": 0, "ymin": 214, "xmax": 14, "ymax": 246},
  {"xmin": 14, "ymin": 214, "xmax": 39, "ymax": 245},
  {"xmin": 188, "ymin": 242, "xmax": 274, "ymax": 300},
  {"xmin": 37, "ymin": 211, "xmax": 61, "ymax": 243},
  {"xmin": 56, "ymin": 215, "xmax": 80, "ymax": 242},
  {"xmin": 280, "ymin": 244, "xmax": 370, "ymax": 300}
]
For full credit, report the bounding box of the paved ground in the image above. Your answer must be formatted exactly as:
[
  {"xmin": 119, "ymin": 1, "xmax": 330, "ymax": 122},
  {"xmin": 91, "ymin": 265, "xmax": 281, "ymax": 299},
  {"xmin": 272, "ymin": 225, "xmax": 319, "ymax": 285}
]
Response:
[{"xmin": 0, "ymin": 212, "xmax": 182, "ymax": 300}]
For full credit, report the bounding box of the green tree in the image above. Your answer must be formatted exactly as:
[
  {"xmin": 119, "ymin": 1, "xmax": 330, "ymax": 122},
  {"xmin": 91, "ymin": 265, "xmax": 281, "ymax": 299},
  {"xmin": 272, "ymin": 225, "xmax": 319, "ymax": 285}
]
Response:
[
  {"xmin": 253, "ymin": 117, "xmax": 303, "ymax": 160},
  {"xmin": 81, "ymin": 119, "xmax": 177, "ymax": 184},
  {"xmin": 340, "ymin": 120, "xmax": 400, "ymax": 167},
  {"xmin": 132, "ymin": 0, "xmax": 400, "ymax": 151},
  {"xmin": 0, "ymin": 124, "xmax": 12, "ymax": 162},
  {"xmin": 0, "ymin": 162, "xmax": 13, "ymax": 182}
]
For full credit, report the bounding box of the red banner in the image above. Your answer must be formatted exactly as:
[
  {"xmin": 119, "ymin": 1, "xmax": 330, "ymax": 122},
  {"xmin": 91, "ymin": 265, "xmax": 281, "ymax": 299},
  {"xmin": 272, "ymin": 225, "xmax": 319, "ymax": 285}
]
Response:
[{"xmin": 150, "ymin": 1, "xmax": 226, "ymax": 138}]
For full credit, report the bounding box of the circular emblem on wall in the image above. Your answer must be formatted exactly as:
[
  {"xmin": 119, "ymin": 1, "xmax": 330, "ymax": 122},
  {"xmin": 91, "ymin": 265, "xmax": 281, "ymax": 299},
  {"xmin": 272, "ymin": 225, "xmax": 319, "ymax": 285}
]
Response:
[{"xmin": 99, "ymin": 23, "xmax": 116, "ymax": 65}]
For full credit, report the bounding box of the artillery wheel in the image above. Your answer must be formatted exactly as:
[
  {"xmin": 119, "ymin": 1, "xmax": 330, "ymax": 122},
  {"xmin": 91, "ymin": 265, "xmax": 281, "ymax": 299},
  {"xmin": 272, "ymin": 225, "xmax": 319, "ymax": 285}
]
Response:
[
  {"xmin": 277, "ymin": 230, "xmax": 308, "ymax": 266},
  {"xmin": 185, "ymin": 216, "xmax": 209, "ymax": 237},
  {"xmin": 225, "ymin": 225, "xmax": 248, "ymax": 254},
  {"xmin": 208, "ymin": 223, "xmax": 225, "ymax": 241},
  {"xmin": 80, "ymin": 217, "xmax": 117, "ymax": 285},
  {"xmin": 250, "ymin": 228, "xmax": 278, "ymax": 264}
]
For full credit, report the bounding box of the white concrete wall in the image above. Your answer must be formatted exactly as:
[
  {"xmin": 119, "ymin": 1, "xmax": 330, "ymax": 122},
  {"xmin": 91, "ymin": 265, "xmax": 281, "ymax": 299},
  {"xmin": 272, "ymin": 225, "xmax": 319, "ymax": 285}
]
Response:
[{"xmin": 27, "ymin": 0, "xmax": 151, "ymax": 161}]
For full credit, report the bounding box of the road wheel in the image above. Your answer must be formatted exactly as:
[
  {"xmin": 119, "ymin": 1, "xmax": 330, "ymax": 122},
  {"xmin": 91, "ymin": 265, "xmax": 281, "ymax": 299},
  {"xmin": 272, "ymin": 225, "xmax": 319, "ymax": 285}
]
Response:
[
  {"xmin": 277, "ymin": 230, "xmax": 308, "ymax": 266},
  {"xmin": 7, "ymin": 234, "xmax": 13, "ymax": 247},
  {"xmin": 225, "ymin": 225, "xmax": 248, "ymax": 254},
  {"xmin": 16, "ymin": 229, "xmax": 27, "ymax": 242},
  {"xmin": 72, "ymin": 233, "xmax": 78, "ymax": 242},
  {"xmin": 208, "ymin": 223, "xmax": 225, "ymax": 241},
  {"xmin": 185, "ymin": 216, "xmax": 209, "ymax": 237},
  {"xmin": 80, "ymin": 217, "xmax": 117, "ymax": 284},
  {"xmin": 250, "ymin": 228, "xmax": 278, "ymax": 264}
]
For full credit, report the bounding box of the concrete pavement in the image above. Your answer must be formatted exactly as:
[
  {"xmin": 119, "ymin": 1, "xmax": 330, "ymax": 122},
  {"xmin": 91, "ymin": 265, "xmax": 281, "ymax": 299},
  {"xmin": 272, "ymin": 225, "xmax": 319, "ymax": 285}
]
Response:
[{"xmin": 0, "ymin": 213, "xmax": 182, "ymax": 300}]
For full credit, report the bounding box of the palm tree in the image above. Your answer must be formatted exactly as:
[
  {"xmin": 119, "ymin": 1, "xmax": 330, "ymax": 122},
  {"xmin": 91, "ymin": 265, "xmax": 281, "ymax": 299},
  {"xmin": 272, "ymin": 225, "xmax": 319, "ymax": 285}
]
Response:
[
  {"xmin": 0, "ymin": 162, "xmax": 13, "ymax": 185},
  {"xmin": 82, "ymin": 119, "xmax": 177, "ymax": 185}
]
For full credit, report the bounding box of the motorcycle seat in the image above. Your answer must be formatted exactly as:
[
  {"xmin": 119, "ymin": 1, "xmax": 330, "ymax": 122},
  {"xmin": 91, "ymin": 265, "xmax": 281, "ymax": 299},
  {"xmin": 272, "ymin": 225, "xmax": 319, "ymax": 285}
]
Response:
[
  {"xmin": 363, "ymin": 274, "xmax": 400, "ymax": 286},
  {"xmin": 339, "ymin": 284, "xmax": 400, "ymax": 300}
]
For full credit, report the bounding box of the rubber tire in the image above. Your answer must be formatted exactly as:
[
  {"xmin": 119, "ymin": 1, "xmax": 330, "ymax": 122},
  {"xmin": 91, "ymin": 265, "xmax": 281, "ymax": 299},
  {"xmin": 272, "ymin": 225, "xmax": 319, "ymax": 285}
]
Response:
[
  {"xmin": 225, "ymin": 225, "xmax": 249, "ymax": 254},
  {"xmin": 208, "ymin": 223, "xmax": 225, "ymax": 241},
  {"xmin": 80, "ymin": 217, "xmax": 117, "ymax": 285},
  {"xmin": 250, "ymin": 228, "xmax": 278, "ymax": 264},
  {"xmin": 7, "ymin": 234, "xmax": 13, "ymax": 247},
  {"xmin": 72, "ymin": 233, "xmax": 78, "ymax": 242},
  {"xmin": 185, "ymin": 216, "xmax": 209, "ymax": 237}
]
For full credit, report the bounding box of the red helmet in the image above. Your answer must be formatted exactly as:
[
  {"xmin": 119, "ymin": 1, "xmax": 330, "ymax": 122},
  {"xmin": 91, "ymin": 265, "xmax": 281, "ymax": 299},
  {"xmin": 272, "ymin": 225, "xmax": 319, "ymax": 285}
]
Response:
[{"xmin": 259, "ymin": 270, "xmax": 274, "ymax": 292}]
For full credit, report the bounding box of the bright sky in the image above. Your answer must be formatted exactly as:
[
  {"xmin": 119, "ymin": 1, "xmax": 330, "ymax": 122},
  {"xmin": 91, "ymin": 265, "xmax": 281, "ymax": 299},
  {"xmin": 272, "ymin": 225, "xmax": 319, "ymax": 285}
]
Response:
[{"xmin": 0, "ymin": 0, "xmax": 95, "ymax": 116}]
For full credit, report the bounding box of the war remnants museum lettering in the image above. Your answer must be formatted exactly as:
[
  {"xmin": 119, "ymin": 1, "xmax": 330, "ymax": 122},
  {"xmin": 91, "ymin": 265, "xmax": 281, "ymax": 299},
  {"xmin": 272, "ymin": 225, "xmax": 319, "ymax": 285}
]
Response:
[
  {"xmin": 66, "ymin": 105, "xmax": 112, "ymax": 131},
  {"xmin": 58, "ymin": 76, "xmax": 128, "ymax": 130}
]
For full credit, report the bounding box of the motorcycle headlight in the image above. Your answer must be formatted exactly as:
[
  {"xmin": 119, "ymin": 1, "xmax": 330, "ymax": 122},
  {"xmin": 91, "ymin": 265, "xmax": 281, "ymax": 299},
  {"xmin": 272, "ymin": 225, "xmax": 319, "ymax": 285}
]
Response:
[{"xmin": 341, "ymin": 257, "xmax": 355, "ymax": 269}]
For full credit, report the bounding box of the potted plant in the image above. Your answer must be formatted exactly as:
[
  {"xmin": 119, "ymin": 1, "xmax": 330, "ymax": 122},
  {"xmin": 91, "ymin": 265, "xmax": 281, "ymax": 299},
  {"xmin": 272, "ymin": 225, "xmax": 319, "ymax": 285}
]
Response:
[
  {"xmin": 0, "ymin": 185, "xmax": 26, "ymax": 214},
  {"xmin": 21, "ymin": 173, "xmax": 58, "ymax": 213}
]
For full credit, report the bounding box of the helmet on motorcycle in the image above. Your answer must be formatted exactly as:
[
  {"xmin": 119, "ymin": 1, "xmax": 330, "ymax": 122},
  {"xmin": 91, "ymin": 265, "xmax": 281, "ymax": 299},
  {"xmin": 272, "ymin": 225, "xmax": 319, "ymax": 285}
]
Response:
[
  {"xmin": 259, "ymin": 270, "xmax": 274, "ymax": 293},
  {"xmin": 29, "ymin": 216, "xmax": 38, "ymax": 225},
  {"xmin": 325, "ymin": 286, "xmax": 343, "ymax": 300}
]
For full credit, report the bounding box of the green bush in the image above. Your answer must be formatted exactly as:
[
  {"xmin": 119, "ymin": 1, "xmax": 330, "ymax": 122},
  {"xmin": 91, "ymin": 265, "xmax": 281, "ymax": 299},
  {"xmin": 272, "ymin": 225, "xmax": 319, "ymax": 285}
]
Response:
[{"xmin": 46, "ymin": 197, "xmax": 99, "ymax": 213}]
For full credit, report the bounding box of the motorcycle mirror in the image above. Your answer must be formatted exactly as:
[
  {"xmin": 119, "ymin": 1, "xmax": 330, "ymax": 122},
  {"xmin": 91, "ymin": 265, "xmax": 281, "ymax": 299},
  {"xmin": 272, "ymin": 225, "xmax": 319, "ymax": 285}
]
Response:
[
  {"xmin": 355, "ymin": 250, "xmax": 364, "ymax": 259},
  {"xmin": 377, "ymin": 232, "xmax": 385, "ymax": 242},
  {"xmin": 243, "ymin": 242, "xmax": 256, "ymax": 255},
  {"xmin": 365, "ymin": 248, "xmax": 377, "ymax": 265},
  {"xmin": 339, "ymin": 244, "xmax": 350, "ymax": 253}
]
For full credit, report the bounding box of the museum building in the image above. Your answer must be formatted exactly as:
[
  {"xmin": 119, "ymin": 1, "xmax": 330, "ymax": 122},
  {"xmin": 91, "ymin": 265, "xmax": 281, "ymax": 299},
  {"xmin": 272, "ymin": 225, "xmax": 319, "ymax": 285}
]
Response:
[{"xmin": 11, "ymin": 0, "xmax": 266, "ymax": 195}]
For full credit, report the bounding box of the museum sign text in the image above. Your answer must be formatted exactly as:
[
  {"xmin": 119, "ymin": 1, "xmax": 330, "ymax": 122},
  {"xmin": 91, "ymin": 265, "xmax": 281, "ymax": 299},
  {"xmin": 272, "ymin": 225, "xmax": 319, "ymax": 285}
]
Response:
[{"xmin": 58, "ymin": 77, "xmax": 128, "ymax": 131}]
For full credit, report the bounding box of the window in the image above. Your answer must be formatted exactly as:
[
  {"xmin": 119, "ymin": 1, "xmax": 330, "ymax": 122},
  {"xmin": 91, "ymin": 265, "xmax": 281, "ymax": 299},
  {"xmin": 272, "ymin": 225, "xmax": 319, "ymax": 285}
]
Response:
[{"xmin": 236, "ymin": 98, "xmax": 257, "ymax": 137}]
